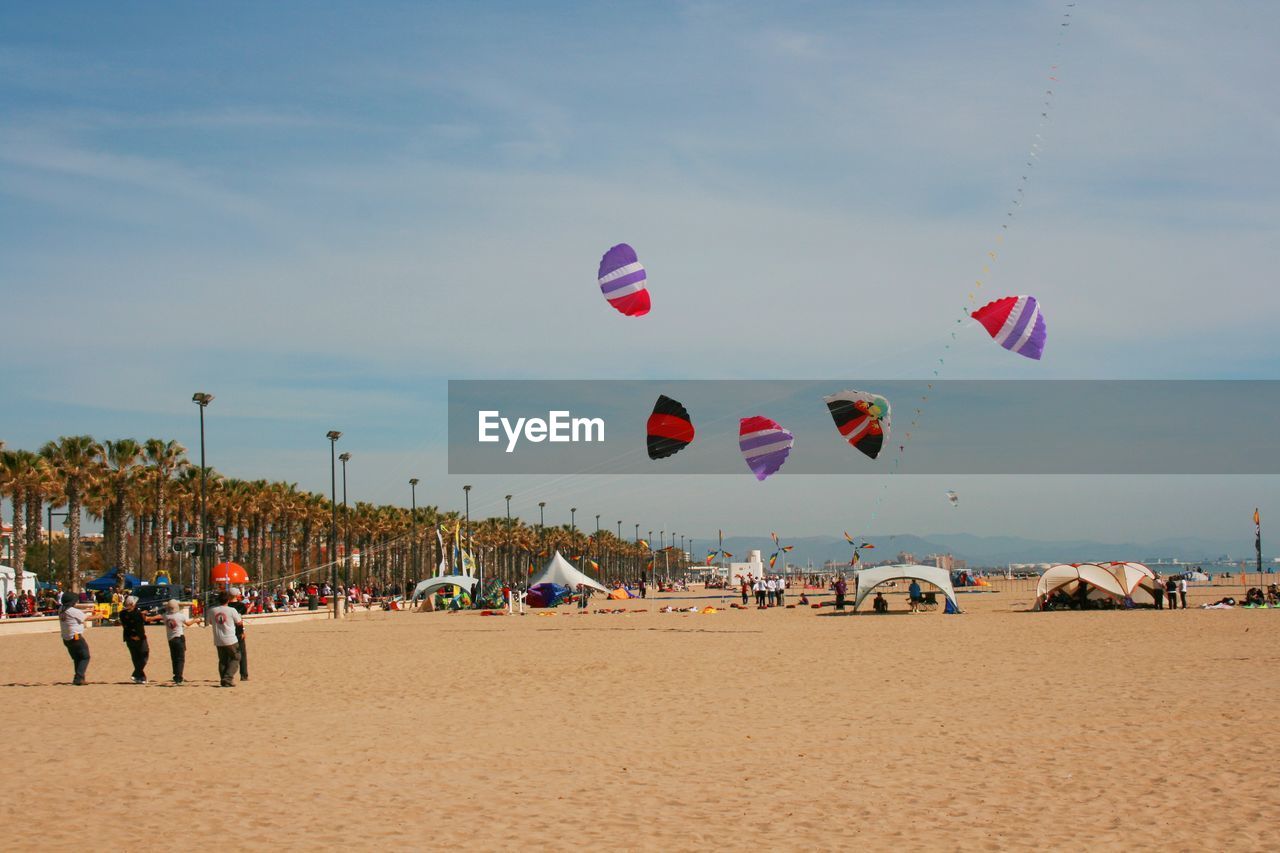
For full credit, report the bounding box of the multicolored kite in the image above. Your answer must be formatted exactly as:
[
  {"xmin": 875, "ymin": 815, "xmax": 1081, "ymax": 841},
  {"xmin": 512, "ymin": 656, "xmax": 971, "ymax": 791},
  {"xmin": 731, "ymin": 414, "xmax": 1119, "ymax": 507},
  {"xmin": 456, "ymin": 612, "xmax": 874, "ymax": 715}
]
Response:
[
  {"xmin": 769, "ymin": 532, "xmax": 793, "ymax": 570},
  {"xmin": 972, "ymin": 295, "xmax": 1047, "ymax": 360},
  {"xmin": 823, "ymin": 390, "xmax": 891, "ymax": 459},
  {"xmin": 739, "ymin": 416, "xmax": 793, "ymax": 481},
  {"xmin": 646, "ymin": 395, "xmax": 695, "ymax": 460},
  {"xmin": 597, "ymin": 243, "xmax": 650, "ymax": 317},
  {"xmin": 844, "ymin": 532, "xmax": 874, "ymax": 567},
  {"xmin": 705, "ymin": 529, "xmax": 733, "ymax": 566}
]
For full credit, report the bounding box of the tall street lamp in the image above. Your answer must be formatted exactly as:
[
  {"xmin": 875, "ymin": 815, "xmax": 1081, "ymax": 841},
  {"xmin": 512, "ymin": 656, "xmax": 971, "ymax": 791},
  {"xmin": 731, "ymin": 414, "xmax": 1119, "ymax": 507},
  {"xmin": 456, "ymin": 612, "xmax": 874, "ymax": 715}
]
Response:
[
  {"xmin": 410, "ymin": 478, "xmax": 419, "ymax": 596},
  {"xmin": 326, "ymin": 430, "xmax": 342, "ymax": 619},
  {"xmin": 47, "ymin": 509, "xmax": 69, "ymax": 585},
  {"xmin": 192, "ymin": 393, "xmax": 213, "ymax": 604},
  {"xmin": 594, "ymin": 514, "xmax": 601, "ymax": 576},
  {"xmin": 504, "ymin": 495, "xmax": 513, "ymax": 585},
  {"xmin": 463, "ymin": 485, "xmax": 474, "ymax": 597},
  {"xmin": 339, "ymin": 452, "xmax": 351, "ymax": 588},
  {"xmin": 538, "ymin": 501, "xmax": 546, "ymax": 559},
  {"xmin": 570, "ymin": 507, "xmax": 577, "ymax": 559}
]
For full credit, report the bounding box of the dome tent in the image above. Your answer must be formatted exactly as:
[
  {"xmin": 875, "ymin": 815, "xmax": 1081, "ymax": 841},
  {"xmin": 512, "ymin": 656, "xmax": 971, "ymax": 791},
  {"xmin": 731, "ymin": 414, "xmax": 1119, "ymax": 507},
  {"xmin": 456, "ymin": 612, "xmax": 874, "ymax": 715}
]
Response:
[
  {"xmin": 852, "ymin": 565, "xmax": 960, "ymax": 612},
  {"xmin": 529, "ymin": 552, "xmax": 609, "ymax": 594},
  {"xmin": 1036, "ymin": 564, "xmax": 1127, "ymax": 605},
  {"xmin": 412, "ymin": 575, "xmax": 479, "ymax": 601}
]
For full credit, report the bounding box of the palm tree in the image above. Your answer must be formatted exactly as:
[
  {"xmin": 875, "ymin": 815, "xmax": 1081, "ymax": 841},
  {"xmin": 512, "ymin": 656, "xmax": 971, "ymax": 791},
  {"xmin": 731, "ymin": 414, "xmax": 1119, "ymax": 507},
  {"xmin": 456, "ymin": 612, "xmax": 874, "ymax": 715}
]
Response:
[
  {"xmin": 100, "ymin": 439, "xmax": 144, "ymax": 573},
  {"xmin": 40, "ymin": 436, "xmax": 103, "ymax": 591},
  {"xmin": 0, "ymin": 450, "xmax": 28, "ymax": 588},
  {"xmin": 144, "ymin": 438, "xmax": 187, "ymax": 575}
]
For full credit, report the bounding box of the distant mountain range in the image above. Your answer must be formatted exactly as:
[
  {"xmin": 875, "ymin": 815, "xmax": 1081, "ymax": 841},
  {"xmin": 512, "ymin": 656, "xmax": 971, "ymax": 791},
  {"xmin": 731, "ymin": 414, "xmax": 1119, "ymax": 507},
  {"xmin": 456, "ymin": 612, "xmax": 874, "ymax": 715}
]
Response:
[{"xmin": 706, "ymin": 534, "xmax": 1265, "ymax": 568}]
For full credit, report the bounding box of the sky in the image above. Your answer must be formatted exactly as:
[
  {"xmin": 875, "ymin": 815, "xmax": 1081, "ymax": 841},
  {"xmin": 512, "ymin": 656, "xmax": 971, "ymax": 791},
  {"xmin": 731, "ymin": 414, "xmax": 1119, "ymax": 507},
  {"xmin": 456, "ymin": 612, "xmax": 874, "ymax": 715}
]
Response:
[{"xmin": 1, "ymin": 1, "xmax": 1277, "ymax": 547}]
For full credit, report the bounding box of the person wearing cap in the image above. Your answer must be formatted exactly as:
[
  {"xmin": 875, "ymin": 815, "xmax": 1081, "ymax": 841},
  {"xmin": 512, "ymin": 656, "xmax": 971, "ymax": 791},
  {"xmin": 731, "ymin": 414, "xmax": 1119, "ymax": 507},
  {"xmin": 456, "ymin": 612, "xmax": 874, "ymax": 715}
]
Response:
[
  {"xmin": 161, "ymin": 600, "xmax": 198, "ymax": 684},
  {"xmin": 228, "ymin": 587, "xmax": 249, "ymax": 681},
  {"xmin": 58, "ymin": 591, "xmax": 100, "ymax": 685},
  {"xmin": 119, "ymin": 595, "xmax": 150, "ymax": 683},
  {"xmin": 206, "ymin": 590, "xmax": 243, "ymax": 687}
]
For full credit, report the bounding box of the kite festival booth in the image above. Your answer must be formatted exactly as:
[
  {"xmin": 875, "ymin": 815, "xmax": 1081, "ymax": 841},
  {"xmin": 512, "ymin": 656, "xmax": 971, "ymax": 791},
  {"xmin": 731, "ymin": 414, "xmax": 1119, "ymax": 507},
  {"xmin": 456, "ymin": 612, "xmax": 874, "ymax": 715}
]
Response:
[
  {"xmin": 529, "ymin": 552, "xmax": 609, "ymax": 595},
  {"xmin": 852, "ymin": 565, "xmax": 961, "ymax": 613}
]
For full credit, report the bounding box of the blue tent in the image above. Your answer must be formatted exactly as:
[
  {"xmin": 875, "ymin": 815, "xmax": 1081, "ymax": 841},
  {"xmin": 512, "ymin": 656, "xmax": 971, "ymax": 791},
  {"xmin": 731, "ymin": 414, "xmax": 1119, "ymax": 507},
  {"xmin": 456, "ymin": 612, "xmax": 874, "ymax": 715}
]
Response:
[{"xmin": 86, "ymin": 571, "xmax": 143, "ymax": 591}]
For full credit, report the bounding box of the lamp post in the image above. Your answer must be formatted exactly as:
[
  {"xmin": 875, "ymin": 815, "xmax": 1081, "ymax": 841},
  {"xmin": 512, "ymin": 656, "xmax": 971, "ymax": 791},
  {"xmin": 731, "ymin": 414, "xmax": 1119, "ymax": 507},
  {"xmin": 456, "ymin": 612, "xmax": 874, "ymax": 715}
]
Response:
[
  {"xmin": 648, "ymin": 530, "xmax": 653, "ymax": 584},
  {"xmin": 504, "ymin": 495, "xmax": 513, "ymax": 585},
  {"xmin": 47, "ymin": 509, "xmax": 69, "ymax": 586},
  {"xmin": 192, "ymin": 393, "xmax": 213, "ymax": 604},
  {"xmin": 464, "ymin": 485, "xmax": 474, "ymax": 599},
  {"xmin": 326, "ymin": 430, "xmax": 342, "ymax": 619},
  {"xmin": 410, "ymin": 478, "xmax": 419, "ymax": 598},
  {"xmin": 634, "ymin": 523, "xmax": 640, "ymax": 577},
  {"xmin": 538, "ymin": 501, "xmax": 546, "ymax": 559},
  {"xmin": 594, "ymin": 514, "xmax": 601, "ymax": 577},
  {"xmin": 570, "ymin": 508, "xmax": 577, "ymax": 558},
  {"xmin": 339, "ymin": 452, "xmax": 350, "ymax": 588}
]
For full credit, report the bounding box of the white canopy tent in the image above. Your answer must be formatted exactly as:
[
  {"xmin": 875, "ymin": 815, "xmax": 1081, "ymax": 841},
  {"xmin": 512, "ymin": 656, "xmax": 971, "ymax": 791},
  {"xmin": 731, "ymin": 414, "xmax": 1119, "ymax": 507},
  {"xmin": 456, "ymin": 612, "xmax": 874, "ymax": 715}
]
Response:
[
  {"xmin": 412, "ymin": 575, "xmax": 479, "ymax": 601},
  {"xmin": 852, "ymin": 564, "xmax": 960, "ymax": 612},
  {"xmin": 0, "ymin": 565, "xmax": 37, "ymax": 597},
  {"xmin": 529, "ymin": 551, "xmax": 609, "ymax": 594}
]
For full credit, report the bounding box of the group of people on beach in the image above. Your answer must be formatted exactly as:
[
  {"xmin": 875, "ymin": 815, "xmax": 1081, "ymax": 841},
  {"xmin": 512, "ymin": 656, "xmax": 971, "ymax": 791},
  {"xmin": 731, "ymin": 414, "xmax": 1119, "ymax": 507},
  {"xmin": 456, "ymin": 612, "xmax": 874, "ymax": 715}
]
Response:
[
  {"xmin": 57, "ymin": 587, "xmax": 249, "ymax": 688},
  {"xmin": 737, "ymin": 574, "xmax": 790, "ymax": 607}
]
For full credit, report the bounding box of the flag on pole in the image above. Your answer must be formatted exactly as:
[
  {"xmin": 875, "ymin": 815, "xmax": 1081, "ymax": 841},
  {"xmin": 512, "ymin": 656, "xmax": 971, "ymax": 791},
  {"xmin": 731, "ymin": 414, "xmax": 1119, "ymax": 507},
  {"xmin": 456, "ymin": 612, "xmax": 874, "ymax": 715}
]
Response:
[{"xmin": 436, "ymin": 527, "xmax": 447, "ymax": 577}]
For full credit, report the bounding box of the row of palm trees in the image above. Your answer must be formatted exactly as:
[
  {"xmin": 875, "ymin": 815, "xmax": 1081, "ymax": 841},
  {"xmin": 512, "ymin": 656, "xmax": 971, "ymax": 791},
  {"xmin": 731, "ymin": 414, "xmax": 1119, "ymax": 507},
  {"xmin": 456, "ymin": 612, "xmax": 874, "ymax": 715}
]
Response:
[{"xmin": 1, "ymin": 435, "xmax": 687, "ymax": 593}]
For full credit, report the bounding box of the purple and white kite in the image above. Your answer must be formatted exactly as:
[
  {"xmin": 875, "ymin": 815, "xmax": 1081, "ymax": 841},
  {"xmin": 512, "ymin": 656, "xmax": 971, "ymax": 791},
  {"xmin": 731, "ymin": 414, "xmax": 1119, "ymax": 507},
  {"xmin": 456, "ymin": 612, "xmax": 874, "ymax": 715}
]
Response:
[
  {"xmin": 739, "ymin": 416, "xmax": 794, "ymax": 481},
  {"xmin": 972, "ymin": 295, "xmax": 1047, "ymax": 360},
  {"xmin": 597, "ymin": 243, "xmax": 651, "ymax": 317}
]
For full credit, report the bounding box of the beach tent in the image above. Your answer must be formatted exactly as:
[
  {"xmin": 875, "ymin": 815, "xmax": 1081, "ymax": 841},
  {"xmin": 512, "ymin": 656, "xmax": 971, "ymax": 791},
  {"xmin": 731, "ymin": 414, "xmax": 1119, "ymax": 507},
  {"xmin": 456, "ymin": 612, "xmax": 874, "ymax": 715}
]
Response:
[
  {"xmin": 0, "ymin": 565, "xmax": 37, "ymax": 599},
  {"xmin": 526, "ymin": 583, "xmax": 571, "ymax": 608},
  {"xmin": 86, "ymin": 570, "xmax": 142, "ymax": 591},
  {"xmin": 412, "ymin": 575, "xmax": 479, "ymax": 601},
  {"xmin": 529, "ymin": 551, "xmax": 609, "ymax": 594},
  {"xmin": 1035, "ymin": 564, "xmax": 1128, "ymax": 604},
  {"xmin": 852, "ymin": 565, "xmax": 960, "ymax": 612},
  {"xmin": 1102, "ymin": 562, "xmax": 1158, "ymax": 605}
]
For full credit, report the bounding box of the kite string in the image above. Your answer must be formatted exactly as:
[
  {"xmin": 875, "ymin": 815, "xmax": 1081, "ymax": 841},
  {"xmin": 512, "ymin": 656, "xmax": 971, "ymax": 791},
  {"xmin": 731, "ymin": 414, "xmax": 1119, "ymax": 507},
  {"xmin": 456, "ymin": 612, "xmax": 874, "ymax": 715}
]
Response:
[{"xmin": 861, "ymin": 2, "xmax": 1077, "ymax": 549}]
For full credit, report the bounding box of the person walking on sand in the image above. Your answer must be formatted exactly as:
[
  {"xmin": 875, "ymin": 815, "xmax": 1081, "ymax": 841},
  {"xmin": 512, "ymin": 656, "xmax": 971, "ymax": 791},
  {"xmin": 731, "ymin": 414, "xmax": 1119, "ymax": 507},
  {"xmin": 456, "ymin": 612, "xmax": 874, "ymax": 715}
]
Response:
[
  {"xmin": 59, "ymin": 592, "xmax": 100, "ymax": 685},
  {"xmin": 1152, "ymin": 574, "xmax": 1164, "ymax": 609},
  {"xmin": 207, "ymin": 591, "xmax": 243, "ymax": 688},
  {"xmin": 229, "ymin": 587, "xmax": 249, "ymax": 681},
  {"xmin": 162, "ymin": 600, "xmax": 197, "ymax": 684},
  {"xmin": 1178, "ymin": 575, "xmax": 1189, "ymax": 610},
  {"xmin": 908, "ymin": 580, "xmax": 923, "ymax": 614},
  {"xmin": 740, "ymin": 576, "xmax": 749, "ymax": 606},
  {"xmin": 1165, "ymin": 576, "xmax": 1178, "ymax": 610},
  {"xmin": 833, "ymin": 575, "xmax": 848, "ymax": 611},
  {"xmin": 119, "ymin": 596, "xmax": 150, "ymax": 683}
]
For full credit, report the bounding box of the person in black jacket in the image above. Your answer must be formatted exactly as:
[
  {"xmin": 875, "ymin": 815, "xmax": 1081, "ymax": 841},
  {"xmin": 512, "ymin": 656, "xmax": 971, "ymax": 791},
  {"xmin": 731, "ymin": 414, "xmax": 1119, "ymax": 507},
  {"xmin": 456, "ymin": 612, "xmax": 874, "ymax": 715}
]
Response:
[{"xmin": 119, "ymin": 596, "xmax": 149, "ymax": 684}]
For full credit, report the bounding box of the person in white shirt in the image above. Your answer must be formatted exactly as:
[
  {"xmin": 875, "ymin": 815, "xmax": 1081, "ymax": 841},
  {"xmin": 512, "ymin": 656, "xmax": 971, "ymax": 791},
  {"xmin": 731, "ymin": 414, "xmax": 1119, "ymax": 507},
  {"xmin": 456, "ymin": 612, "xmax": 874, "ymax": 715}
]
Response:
[
  {"xmin": 1178, "ymin": 576, "xmax": 1189, "ymax": 609},
  {"xmin": 58, "ymin": 592, "xmax": 100, "ymax": 685},
  {"xmin": 161, "ymin": 600, "xmax": 198, "ymax": 684},
  {"xmin": 206, "ymin": 591, "xmax": 244, "ymax": 687}
]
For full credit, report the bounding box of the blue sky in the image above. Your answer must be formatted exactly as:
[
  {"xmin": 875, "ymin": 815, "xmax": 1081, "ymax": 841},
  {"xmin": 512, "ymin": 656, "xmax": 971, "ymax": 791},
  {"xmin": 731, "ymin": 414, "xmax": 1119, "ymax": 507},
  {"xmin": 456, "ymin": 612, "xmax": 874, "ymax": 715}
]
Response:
[{"xmin": 1, "ymin": 1, "xmax": 1277, "ymax": 545}]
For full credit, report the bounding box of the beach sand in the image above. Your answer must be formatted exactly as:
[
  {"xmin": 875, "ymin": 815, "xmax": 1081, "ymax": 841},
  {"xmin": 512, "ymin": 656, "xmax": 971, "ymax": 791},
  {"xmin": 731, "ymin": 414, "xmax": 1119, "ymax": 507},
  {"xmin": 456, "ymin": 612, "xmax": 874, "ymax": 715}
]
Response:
[{"xmin": 2, "ymin": 580, "xmax": 1277, "ymax": 851}]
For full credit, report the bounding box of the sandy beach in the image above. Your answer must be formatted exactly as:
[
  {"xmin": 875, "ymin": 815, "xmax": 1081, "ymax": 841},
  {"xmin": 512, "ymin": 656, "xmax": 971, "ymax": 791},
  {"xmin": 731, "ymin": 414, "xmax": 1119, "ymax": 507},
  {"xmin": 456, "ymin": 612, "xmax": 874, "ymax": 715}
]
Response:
[{"xmin": 3, "ymin": 581, "xmax": 1277, "ymax": 852}]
